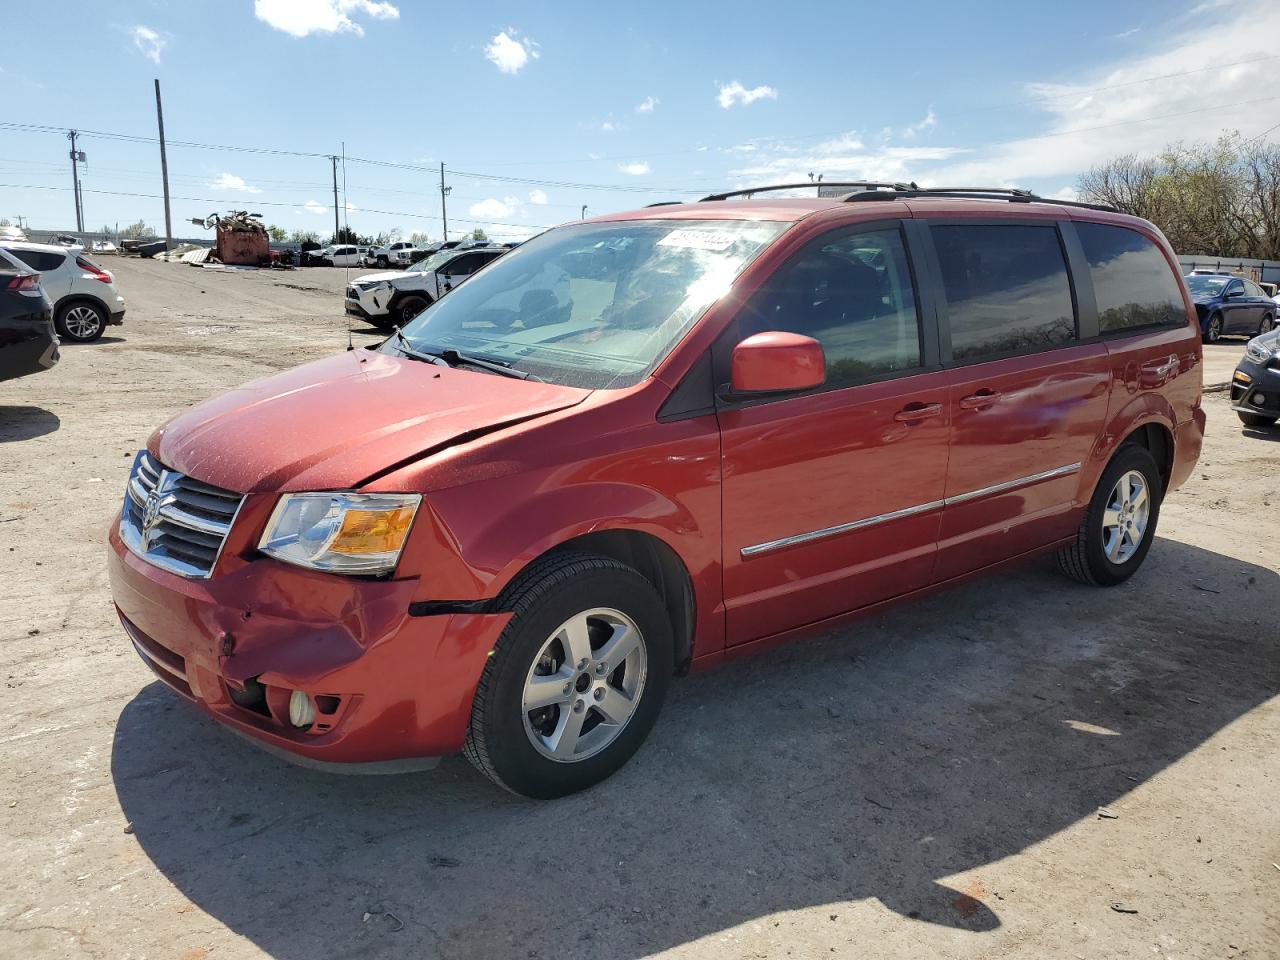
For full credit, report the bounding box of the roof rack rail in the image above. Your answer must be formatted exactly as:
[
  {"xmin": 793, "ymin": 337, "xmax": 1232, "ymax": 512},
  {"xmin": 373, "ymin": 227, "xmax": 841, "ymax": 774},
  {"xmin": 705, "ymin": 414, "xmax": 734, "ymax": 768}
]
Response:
[
  {"xmin": 842, "ymin": 186, "xmax": 1117, "ymax": 213},
  {"xmin": 645, "ymin": 201, "xmax": 684, "ymax": 207},
  {"xmin": 700, "ymin": 181, "xmax": 917, "ymax": 202}
]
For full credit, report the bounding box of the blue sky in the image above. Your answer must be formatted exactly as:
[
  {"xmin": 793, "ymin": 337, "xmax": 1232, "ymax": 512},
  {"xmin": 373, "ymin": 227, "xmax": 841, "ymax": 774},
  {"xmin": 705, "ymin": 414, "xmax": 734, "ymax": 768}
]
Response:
[{"xmin": 2, "ymin": 0, "xmax": 1276, "ymax": 241}]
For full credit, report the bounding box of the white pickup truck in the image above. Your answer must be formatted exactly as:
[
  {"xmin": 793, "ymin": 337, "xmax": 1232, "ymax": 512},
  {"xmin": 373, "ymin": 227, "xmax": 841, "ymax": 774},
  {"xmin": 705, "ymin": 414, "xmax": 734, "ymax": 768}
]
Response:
[
  {"xmin": 366, "ymin": 240, "xmax": 418, "ymax": 268},
  {"xmin": 345, "ymin": 245, "xmax": 508, "ymax": 328}
]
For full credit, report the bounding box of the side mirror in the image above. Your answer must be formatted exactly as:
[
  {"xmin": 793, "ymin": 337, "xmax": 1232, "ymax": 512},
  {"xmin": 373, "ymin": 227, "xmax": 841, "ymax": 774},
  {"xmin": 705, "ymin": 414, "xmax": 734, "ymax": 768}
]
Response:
[
  {"xmin": 728, "ymin": 331, "xmax": 825, "ymax": 398},
  {"xmin": 1226, "ymin": 289, "xmax": 1244, "ymax": 299}
]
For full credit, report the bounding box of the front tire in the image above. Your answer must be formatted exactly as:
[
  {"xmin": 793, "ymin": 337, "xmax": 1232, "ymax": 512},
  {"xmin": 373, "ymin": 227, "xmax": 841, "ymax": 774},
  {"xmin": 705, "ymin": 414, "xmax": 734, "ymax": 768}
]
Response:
[
  {"xmin": 464, "ymin": 554, "xmax": 673, "ymax": 799},
  {"xmin": 1056, "ymin": 445, "xmax": 1163, "ymax": 586},
  {"xmin": 1203, "ymin": 313, "xmax": 1223, "ymax": 343},
  {"xmin": 1238, "ymin": 410, "xmax": 1278, "ymax": 428},
  {"xmin": 394, "ymin": 294, "xmax": 430, "ymax": 326},
  {"xmin": 55, "ymin": 300, "xmax": 106, "ymax": 342},
  {"xmin": 376, "ymin": 256, "xmax": 389, "ymax": 268}
]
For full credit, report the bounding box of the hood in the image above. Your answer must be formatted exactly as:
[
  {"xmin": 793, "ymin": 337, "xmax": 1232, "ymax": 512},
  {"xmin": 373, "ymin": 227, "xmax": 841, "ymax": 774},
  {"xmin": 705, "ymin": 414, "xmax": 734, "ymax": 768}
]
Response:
[
  {"xmin": 1191, "ymin": 294, "xmax": 1221, "ymax": 305},
  {"xmin": 151, "ymin": 350, "xmax": 589, "ymax": 492},
  {"xmin": 351, "ymin": 270, "xmax": 405, "ymax": 285}
]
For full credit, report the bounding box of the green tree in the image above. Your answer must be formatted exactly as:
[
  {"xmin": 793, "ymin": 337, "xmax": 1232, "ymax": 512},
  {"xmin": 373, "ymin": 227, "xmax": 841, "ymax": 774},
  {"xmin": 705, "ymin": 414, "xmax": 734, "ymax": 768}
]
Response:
[
  {"xmin": 120, "ymin": 220, "xmax": 155, "ymax": 240},
  {"xmin": 289, "ymin": 229, "xmax": 320, "ymax": 244},
  {"xmin": 409, "ymin": 231, "xmax": 431, "ymax": 246},
  {"xmin": 267, "ymin": 224, "xmax": 288, "ymax": 242},
  {"xmin": 470, "ymin": 228, "xmax": 488, "ymax": 242},
  {"xmin": 332, "ymin": 226, "xmax": 360, "ymax": 244}
]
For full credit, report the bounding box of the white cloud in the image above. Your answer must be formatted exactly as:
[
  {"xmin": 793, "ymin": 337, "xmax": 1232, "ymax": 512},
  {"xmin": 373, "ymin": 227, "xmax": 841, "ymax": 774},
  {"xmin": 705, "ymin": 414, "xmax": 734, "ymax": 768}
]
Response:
[
  {"xmin": 725, "ymin": 4, "xmax": 1280, "ymax": 195},
  {"xmin": 485, "ymin": 29, "xmax": 539, "ymax": 74},
  {"xmin": 587, "ymin": 152, "xmax": 604, "ymax": 161},
  {"xmin": 131, "ymin": 25, "xmax": 167, "ymax": 64},
  {"xmin": 469, "ymin": 196, "xmax": 519, "ymax": 219},
  {"xmin": 303, "ymin": 200, "xmax": 327, "ymax": 215},
  {"xmin": 597, "ymin": 119, "xmax": 623, "ymax": 132},
  {"xmin": 528, "ymin": 189, "xmax": 549, "ymax": 205},
  {"xmin": 208, "ymin": 172, "xmax": 261, "ymax": 194},
  {"xmin": 254, "ymin": 0, "xmax": 398, "ymax": 38},
  {"xmin": 618, "ymin": 161, "xmax": 651, "ymax": 176},
  {"xmin": 900, "ymin": 108, "xmax": 936, "ymax": 139},
  {"xmin": 928, "ymin": 3, "xmax": 1280, "ymax": 185},
  {"xmin": 717, "ymin": 81, "xmax": 778, "ymax": 109},
  {"xmin": 636, "ymin": 96, "xmax": 659, "ymax": 114}
]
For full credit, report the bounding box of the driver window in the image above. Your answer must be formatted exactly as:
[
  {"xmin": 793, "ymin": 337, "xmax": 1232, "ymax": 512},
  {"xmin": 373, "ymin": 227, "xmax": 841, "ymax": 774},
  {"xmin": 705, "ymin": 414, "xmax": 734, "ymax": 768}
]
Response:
[
  {"xmin": 1227, "ymin": 280, "xmax": 1243, "ymax": 297},
  {"xmin": 738, "ymin": 226, "xmax": 922, "ymax": 385}
]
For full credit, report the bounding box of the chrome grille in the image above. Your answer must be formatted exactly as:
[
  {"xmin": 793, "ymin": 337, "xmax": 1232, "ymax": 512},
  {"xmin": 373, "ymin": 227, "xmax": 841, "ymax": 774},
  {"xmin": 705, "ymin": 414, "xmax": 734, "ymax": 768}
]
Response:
[{"xmin": 120, "ymin": 451, "xmax": 244, "ymax": 578}]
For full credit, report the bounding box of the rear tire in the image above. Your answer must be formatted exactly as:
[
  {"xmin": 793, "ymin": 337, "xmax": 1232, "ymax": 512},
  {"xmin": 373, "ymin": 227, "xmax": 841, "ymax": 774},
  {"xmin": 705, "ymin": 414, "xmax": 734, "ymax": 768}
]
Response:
[
  {"xmin": 1259, "ymin": 314, "xmax": 1275, "ymax": 336},
  {"xmin": 1238, "ymin": 410, "xmax": 1278, "ymax": 428},
  {"xmin": 464, "ymin": 554, "xmax": 673, "ymax": 799},
  {"xmin": 1203, "ymin": 313, "xmax": 1223, "ymax": 343},
  {"xmin": 1056, "ymin": 445, "xmax": 1163, "ymax": 587},
  {"xmin": 55, "ymin": 300, "xmax": 106, "ymax": 342}
]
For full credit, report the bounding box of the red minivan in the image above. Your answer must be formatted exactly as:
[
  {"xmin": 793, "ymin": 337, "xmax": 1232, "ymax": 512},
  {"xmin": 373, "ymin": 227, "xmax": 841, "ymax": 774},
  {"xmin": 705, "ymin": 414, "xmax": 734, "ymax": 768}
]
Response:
[{"xmin": 108, "ymin": 185, "xmax": 1204, "ymax": 797}]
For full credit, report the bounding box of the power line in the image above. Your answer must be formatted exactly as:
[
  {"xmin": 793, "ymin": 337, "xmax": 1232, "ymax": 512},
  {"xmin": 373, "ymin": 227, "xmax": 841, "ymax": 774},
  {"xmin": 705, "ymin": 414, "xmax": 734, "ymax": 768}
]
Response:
[{"xmin": 0, "ymin": 182, "xmax": 553, "ymax": 231}]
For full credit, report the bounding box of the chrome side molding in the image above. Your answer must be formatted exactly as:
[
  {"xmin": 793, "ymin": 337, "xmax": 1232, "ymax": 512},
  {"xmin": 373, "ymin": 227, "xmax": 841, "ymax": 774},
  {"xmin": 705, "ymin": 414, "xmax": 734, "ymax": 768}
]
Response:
[{"xmin": 740, "ymin": 461, "xmax": 1082, "ymax": 558}]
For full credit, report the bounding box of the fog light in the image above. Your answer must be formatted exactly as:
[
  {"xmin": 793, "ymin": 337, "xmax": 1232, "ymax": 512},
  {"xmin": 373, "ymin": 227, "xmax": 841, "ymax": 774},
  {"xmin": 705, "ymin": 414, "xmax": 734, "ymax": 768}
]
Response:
[
  {"xmin": 288, "ymin": 690, "xmax": 316, "ymax": 728},
  {"xmin": 1252, "ymin": 393, "xmax": 1266, "ymax": 407}
]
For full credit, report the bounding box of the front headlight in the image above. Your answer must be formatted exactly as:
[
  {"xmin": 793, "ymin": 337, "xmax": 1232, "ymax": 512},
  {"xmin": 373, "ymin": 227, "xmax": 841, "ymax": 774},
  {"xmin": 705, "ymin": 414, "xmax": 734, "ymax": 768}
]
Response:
[{"xmin": 259, "ymin": 492, "xmax": 421, "ymax": 575}]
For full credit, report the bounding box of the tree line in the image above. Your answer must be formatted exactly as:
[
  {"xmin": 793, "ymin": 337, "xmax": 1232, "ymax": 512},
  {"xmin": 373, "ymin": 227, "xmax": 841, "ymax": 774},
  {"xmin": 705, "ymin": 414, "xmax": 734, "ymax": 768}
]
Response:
[{"xmin": 1077, "ymin": 132, "xmax": 1280, "ymax": 260}]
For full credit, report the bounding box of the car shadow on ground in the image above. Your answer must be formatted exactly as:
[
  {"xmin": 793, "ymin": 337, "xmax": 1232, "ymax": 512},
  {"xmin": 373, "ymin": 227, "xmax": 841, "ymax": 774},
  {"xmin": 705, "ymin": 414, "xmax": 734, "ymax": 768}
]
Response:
[
  {"xmin": 60, "ymin": 335, "xmax": 126, "ymax": 346},
  {"xmin": 111, "ymin": 538, "xmax": 1278, "ymax": 959},
  {"xmin": 1241, "ymin": 426, "xmax": 1280, "ymax": 443},
  {"xmin": 0, "ymin": 404, "xmax": 60, "ymax": 442}
]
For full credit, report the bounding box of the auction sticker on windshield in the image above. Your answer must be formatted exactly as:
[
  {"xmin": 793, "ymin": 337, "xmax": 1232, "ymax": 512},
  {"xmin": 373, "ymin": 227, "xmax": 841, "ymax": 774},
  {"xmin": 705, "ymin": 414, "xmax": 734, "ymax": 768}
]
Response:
[{"xmin": 657, "ymin": 229, "xmax": 739, "ymax": 252}]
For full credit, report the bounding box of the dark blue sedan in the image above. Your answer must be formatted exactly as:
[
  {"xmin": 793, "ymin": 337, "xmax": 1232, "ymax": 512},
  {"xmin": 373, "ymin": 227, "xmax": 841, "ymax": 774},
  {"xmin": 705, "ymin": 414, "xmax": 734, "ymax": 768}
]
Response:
[{"xmin": 1185, "ymin": 274, "xmax": 1276, "ymax": 343}]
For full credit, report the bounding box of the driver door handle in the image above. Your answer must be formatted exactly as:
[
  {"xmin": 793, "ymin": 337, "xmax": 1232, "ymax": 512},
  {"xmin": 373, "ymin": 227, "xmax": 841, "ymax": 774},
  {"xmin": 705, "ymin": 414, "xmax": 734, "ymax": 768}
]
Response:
[{"xmin": 959, "ymin": 389, "xmax": 1002, "ymax": 410}]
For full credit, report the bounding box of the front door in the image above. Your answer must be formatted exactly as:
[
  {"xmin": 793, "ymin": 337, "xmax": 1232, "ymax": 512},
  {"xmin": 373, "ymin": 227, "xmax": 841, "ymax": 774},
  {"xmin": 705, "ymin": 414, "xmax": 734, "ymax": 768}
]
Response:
[
  {"xmin": 925, "ymin": 221, "xmax": 1110, "ymax": 581},
  {"xmin": 718, "ymin": 222, "xmax": 948, "ymax": 645}
]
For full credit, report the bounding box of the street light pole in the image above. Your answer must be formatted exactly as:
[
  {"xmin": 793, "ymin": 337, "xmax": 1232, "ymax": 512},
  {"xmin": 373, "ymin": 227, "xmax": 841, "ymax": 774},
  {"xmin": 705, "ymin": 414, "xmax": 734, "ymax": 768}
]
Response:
[
  {"xmin": 154, "ymin": 80, "xmax": 174, "ymax": 251},
  {"xmin": 440, "ymin": 162, "xmax": 451, "ymax": 241},
  {"xmin": 67, "ymin": 130, "xmax": 83, "ymax": 232}
]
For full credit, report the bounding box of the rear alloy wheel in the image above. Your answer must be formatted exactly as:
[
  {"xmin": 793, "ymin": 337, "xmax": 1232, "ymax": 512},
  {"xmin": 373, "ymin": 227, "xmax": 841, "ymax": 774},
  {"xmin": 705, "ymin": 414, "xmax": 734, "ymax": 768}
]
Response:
[
  {"xmin": 56, "ymin": 301, "xmax": 106, "ymax": 342},
  {"xmin": 464, "ymin": 554, "xmax": 673, "ymax": 798},
  {"xmin": 1204, "ymin": 313, "xmax": 1223, "ymax": 343},
  {"xmin": 1259, "ymin": 314, "xmax": 1275, "ymax": 336},
  {"xmin": 396, "ymin": 295, "xmax": 430, "ymax": 326},
  {"xmin": 1056, "ymin": 444, "xmax": 1163, "ymax": 586}
]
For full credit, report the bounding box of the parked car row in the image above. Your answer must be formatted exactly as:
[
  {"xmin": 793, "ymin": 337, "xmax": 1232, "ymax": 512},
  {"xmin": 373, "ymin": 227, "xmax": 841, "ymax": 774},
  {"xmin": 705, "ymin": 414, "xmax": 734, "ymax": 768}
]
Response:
[
  {"xmin": 108, "ymin": 184, "xmax": 1210, "ymax": 797},
  {"xmin": 345, "ymin": 243, "xmax": 510, "ymax": 327}
]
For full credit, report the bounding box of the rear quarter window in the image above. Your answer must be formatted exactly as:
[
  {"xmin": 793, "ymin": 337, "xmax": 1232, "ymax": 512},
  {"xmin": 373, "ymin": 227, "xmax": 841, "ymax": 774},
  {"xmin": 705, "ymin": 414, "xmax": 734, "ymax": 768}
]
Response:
[
  {"xmin": 932, "ymin": 223, "xmax": 1076, "ymax": 361},
  {"xmin": 1076, "ymin": 222, "xmax": 1187, "ymax": 333}
]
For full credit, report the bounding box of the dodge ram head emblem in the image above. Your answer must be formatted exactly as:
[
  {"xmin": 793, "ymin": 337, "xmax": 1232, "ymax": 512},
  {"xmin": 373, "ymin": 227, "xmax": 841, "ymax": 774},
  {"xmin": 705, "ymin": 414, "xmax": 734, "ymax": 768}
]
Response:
[{"xmin": 140, "ymin": 470, "xmax": 173, "ymax": 550}]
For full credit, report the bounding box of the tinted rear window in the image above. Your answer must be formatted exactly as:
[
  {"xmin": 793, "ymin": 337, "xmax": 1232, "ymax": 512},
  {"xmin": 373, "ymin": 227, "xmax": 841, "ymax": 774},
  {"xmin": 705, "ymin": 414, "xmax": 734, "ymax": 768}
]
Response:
[
  {"xmin": 1076, "ymin": 223, "xmax": 1186, "ymax": 332},
  {"xmin": 932, "ymin": 224, "xmax": 1076, "ymax": 361},
  {"xmin": 5, "ymin": 248, "xmax": 65, "ymax": 272}
]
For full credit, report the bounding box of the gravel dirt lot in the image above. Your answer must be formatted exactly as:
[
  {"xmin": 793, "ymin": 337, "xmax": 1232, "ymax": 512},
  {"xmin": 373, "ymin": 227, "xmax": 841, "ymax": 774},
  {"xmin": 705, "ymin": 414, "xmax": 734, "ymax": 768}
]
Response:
[{"xmin": 1, "ymin": 257, "xmax": 1277, "ymax": 960}]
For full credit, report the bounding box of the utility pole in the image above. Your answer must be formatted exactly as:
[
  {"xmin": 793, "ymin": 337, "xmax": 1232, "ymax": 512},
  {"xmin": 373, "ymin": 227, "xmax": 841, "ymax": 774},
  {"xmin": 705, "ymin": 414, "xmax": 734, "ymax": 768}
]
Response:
[
  {"xmin": 581, "ymin": 205, "xmax": 588, "ymax": 220},
  {"xmin": 67, "ymin": 130, "xmax": 84, "ymax": 232},
  {"xmin": 330, "ymin": 156, "xmax": 341, "ymax": 241},
  {"xmin": 439, "ymin": 162, "xmax": 451, "ymax": 241},
  {"xmin": 153, "ymin": 80, "xmax": 173, "ymax": 252}
]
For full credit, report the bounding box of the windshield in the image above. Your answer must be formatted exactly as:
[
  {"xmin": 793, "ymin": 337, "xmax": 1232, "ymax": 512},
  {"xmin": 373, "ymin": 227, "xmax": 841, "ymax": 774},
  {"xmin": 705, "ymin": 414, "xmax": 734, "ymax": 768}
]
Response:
[
  {"xmin": 1186, "ymin": 275, "xmax": 1228, "ymax": 295},
  {"xmin": 386, "ymin": 220, "xmax": 786, "ymax": 388},
  {"xmin": 406, "ymin": 251, "xmax": 452, "ymax": 274}
]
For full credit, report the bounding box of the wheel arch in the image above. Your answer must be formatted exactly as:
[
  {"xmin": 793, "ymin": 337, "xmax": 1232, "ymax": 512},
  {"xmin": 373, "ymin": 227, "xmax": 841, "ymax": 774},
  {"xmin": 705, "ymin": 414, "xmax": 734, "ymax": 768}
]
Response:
[
  {"xmin": 55, "ymin": 292, "xmax": 111, "ymax": 320},
  {"xmin": 1084, "ymin": 393, "xmax": 1177, "ymax": 501},
  {"xmin": 505, "ymin": 529, "xmax": 696, "ymax": 674}
]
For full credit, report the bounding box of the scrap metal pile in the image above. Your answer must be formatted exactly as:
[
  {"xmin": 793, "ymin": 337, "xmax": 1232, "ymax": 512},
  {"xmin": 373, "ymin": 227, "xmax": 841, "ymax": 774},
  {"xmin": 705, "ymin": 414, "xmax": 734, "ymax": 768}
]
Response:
[{"xmin": 191, "ymin": 211, "xmax": 287, "ymax": 267}]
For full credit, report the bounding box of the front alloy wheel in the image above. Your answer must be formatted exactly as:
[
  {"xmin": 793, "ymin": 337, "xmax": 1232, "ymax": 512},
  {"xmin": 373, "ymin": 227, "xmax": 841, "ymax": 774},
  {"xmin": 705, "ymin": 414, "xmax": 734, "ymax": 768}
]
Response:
[
  {"xmin": 522, "ymin": 608, "xmax": 648, "ymax": 762},
  {"xmin": 464, "ymin": 554, "xmax": 673, "ymax": 798}
]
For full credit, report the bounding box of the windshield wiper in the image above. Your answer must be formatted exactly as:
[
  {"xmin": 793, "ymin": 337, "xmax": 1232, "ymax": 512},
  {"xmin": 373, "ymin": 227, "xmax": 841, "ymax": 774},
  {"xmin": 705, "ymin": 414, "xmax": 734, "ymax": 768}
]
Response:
[
  {"xmin": 390, "ymin": 326, "xmax": 448, "ymax": 366},
  {"xmin": 436, "ymin": 347, "xmax": 544, "ymax": 382},
  {"xmin": 390, "ymin": 331, "xmax": 542, "ymax": 382}
]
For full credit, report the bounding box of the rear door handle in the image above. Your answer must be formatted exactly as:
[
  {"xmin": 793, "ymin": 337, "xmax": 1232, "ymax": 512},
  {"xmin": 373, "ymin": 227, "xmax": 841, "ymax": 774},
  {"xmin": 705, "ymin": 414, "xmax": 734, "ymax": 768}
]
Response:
[
  {"xmin": 894, "ymin": 402, "xmax": 943, "ymax": 423},
  {"xmin": 958, "ymin": 389, "xmax": 1001, "ymax": 410}
]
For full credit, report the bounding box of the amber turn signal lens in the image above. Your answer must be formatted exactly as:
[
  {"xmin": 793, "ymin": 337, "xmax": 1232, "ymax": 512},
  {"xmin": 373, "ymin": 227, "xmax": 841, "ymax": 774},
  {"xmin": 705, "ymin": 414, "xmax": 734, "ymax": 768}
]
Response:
[{"xmin": 329, "ymin": 506, "xmax": 417, "ymax": 554}]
